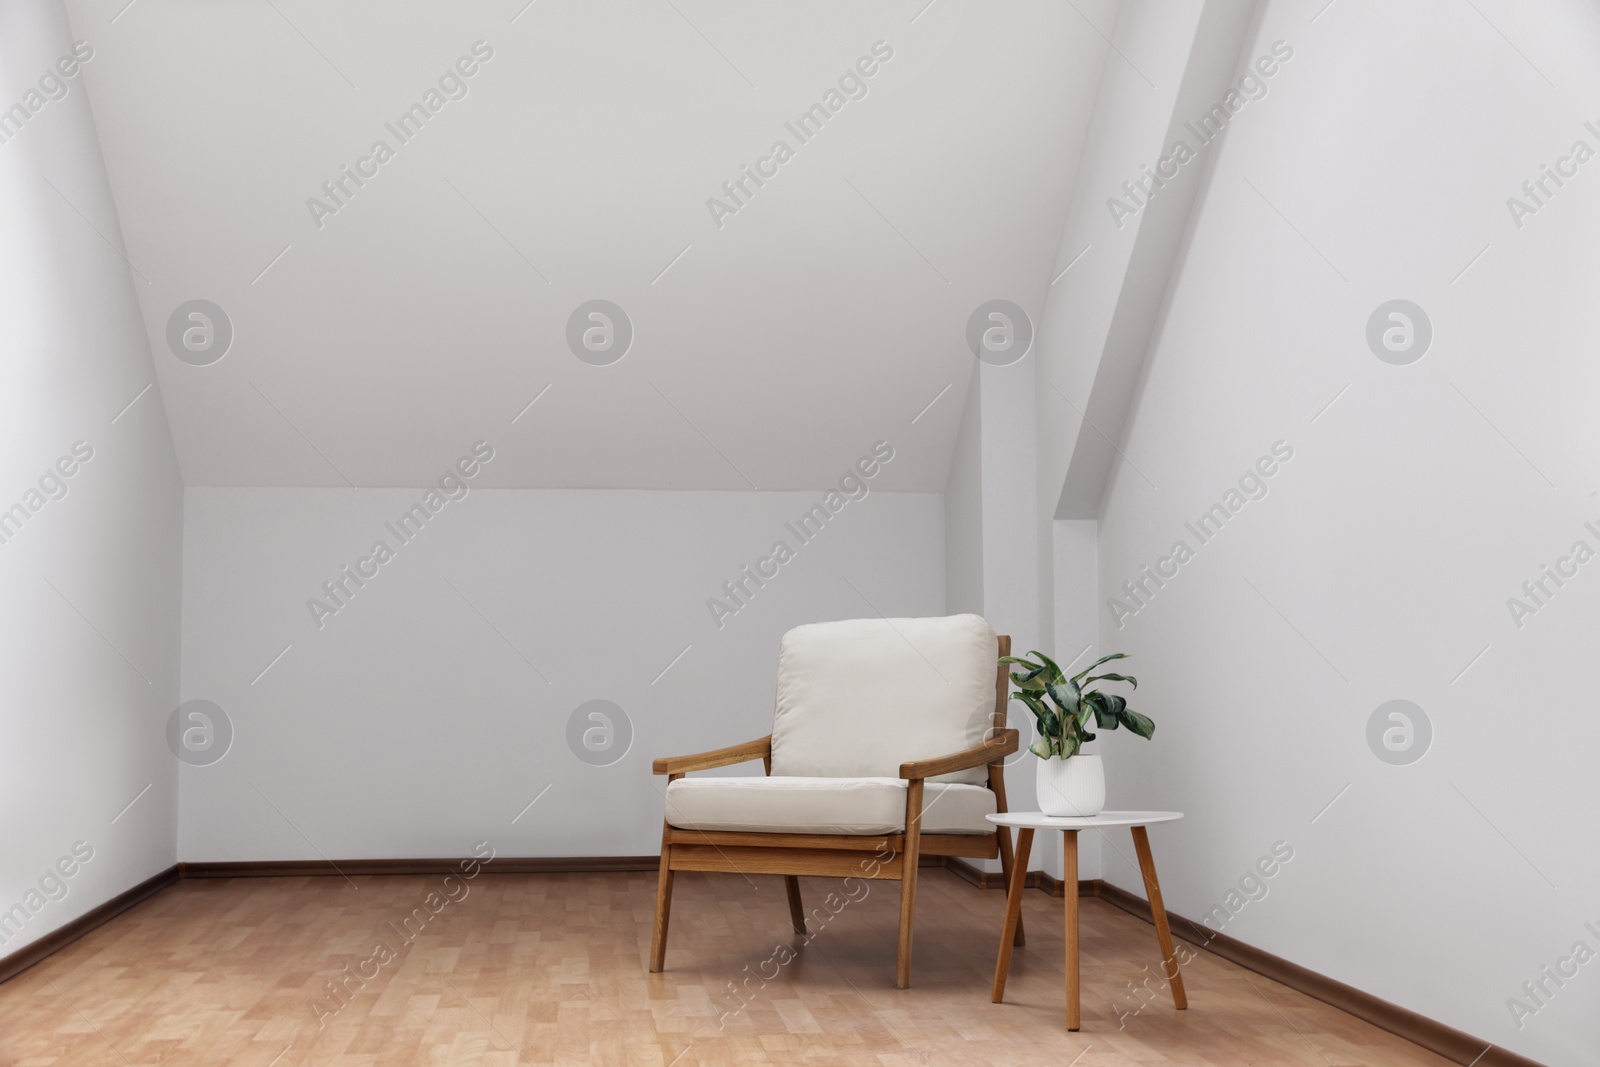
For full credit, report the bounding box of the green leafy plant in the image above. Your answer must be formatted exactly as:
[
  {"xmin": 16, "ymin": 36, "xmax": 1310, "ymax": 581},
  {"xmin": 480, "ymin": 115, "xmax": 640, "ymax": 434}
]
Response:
[{"xmin": 1000, "ymin": 651, "xmax": 1154, "ymax": 759}]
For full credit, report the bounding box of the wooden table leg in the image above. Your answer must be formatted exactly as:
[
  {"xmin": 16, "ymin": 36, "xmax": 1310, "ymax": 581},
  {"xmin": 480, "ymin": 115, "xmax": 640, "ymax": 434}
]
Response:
[
  {"xmin": 1131, "ymin": 825, "xmax": 1187, "ymax": 1010},
  {"xmin": 1064, "ymin": 829, "xmax": 1079, "ymax": 1031},
  {"xmin": 991, "ymin": 827, "xmax": 1033, "ymax": 1003}
]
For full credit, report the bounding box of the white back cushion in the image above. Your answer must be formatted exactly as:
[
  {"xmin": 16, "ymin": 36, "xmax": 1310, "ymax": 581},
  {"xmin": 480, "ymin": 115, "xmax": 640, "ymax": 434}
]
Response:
[{"xmin": 769, "ymin": 614, "xmax": 998, "ymax": 785}]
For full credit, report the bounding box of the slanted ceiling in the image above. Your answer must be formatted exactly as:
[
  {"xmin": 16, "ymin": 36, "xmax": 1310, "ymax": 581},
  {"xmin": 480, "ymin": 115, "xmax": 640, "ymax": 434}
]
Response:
[{"xmin": 63, "ymin": 0, "xmax": 1113, "ymax": 490}]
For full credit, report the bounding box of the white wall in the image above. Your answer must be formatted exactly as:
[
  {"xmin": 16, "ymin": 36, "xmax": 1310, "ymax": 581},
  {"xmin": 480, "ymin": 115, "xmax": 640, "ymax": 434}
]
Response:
[
  {"xmin": 0, "ymin": 0, "xmax": 183, "ymax": 954},
  {"xmin": 1095, "ymin": 1, "xmax": 1600, "ymax": 1063},
  {"xmin": 179, "ymin": 484, "xmax": 943, "ymax": 860},
  {"xmin": 944, "ymin": 362, "xmax": 985, "ymax": 618}
]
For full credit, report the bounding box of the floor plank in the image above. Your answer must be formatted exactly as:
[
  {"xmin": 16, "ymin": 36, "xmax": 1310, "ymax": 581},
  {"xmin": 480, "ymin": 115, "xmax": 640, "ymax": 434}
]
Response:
[{"xmin": 0, "ymin": 868, "xmax": 1454, "ymax": 1066}]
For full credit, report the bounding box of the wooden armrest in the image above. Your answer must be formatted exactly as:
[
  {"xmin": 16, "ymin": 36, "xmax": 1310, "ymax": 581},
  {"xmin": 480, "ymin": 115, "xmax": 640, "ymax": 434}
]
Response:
[
  {"xmin": 652, "ymin": 735, "xmax": 772, "ymax": 775},
  {"xmin": 899, "ymin": 729, "xmax": 1018, "ymax": 780}
]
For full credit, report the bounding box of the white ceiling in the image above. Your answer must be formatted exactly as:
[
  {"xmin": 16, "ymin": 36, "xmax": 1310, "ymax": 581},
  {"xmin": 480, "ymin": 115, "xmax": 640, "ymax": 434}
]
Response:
[{"xmin": 66, "ymin": 0, "xmax": 1109, "ymax": 489}]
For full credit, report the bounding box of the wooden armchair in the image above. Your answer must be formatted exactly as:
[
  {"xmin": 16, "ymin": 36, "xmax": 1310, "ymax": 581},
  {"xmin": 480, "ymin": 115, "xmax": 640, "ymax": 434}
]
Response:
[{"xmin": 648, "ymin": 614, "xmax": 1024, "ymax": 988}]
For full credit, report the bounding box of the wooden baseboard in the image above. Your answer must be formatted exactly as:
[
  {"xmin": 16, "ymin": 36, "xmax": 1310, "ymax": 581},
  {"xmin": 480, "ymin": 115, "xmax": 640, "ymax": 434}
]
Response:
[
  {"xmin": 1037, "ymin": 869, "xmax": 1097, "ymax": 897},
  {"xmin": 177, "ymin": 856, "xmax": 660, "ymax": 878},
  {"xmin": 941, "ymin": 857, "xmax": 1093, "ymax": 896},
  {"xmin": 1092, "ymin": 879, "xmax": 1546, "ymax": 1067},
  {"xmin": 942, "ymin": 856, "xmax": 1005, "ymax": 888},
  {"xmin": 0, "ymin": 864, "xmax": 179, "ymax": 986}
]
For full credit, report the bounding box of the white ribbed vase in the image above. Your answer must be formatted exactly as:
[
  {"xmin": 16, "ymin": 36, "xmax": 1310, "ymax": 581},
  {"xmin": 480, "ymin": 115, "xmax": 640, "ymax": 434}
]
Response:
[{"xmin": 1035, "ymin": 754, "xmax": 1105, "ymax": 817}]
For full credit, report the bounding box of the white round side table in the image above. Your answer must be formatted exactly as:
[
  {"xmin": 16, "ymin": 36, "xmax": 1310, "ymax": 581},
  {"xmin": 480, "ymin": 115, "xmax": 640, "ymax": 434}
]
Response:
[{"xmin": 986, "ymin": 811, "xmax": 1185, "ymax": 1031}]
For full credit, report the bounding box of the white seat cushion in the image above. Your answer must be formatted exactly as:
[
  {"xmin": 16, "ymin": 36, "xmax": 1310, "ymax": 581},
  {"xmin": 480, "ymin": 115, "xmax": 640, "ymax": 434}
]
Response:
[
  {"xmin": 665, "ymin": 776, "xmax": 998, "ymax": 835},
  {"xmin": 769, "ymin": 614, "xmax": 999, "ymax": 785}
]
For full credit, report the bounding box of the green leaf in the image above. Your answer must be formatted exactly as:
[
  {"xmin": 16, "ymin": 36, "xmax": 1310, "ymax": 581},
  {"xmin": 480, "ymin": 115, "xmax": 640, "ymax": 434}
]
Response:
[
  {"xmin": 1019, "ymin": 693, "xmax": 1065, "ymax": 740},
  {"xmin": 1082, "ymin": 672, "xmax": 1137, "ymax": 690},
  {"xmin": 1118, "ymin": 708, "xmax": 1156, "ymax": 739},
  {"xmin": 1011, "ymin": 691, "xmax": 1051, "ymax": 725},
  {"xmin": 1029, "ymin": 736, "xmax": 1056, "ymax": 759},
  {"xmin": 997, "ymin": 656, "xmax": 1036, "ymax": 666},
  {"xmin": 1014, "ymin": 666, "xmax": 1049, "ymax": 693},
  {"xmin": 1045, "ymin": 680, "xmax": 1081, "ymax": 717},
  {"xmin": 1027, "ymin": 650, "xmax": 1066, "ymax": 681},
  {"xmin": 1070, "ymin": 652, "xmax": 1128, "ymax": 682},
  {"xmin": 1086, "ymin": 691, "xmax": 1121, "ymax": 730}
]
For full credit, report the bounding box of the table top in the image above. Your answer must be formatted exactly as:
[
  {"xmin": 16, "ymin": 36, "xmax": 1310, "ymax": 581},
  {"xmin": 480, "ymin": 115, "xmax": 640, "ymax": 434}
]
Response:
[{"xmin": 987, "ymin": 810, "xmax": 1183, "ymax": 831}]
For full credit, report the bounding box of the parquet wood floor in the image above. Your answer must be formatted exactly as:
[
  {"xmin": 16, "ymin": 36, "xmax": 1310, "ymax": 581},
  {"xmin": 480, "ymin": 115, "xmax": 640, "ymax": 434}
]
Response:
[{"xmin": 0, "ymin": 868, "xmax": 1453, "ymax": 1065}]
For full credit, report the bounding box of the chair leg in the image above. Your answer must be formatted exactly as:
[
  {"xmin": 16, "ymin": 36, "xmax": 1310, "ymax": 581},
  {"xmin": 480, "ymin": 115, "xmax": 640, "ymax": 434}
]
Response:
[
  {"xmin": 995, "ymin": 826, "xmax": 1026, "ymax": 947},
  {"xmin": 989, "ymin": 759, "xmax": 1024, "ymax": 946},
  {"xmin": 784, "ymin": 876, "xmax": 807, "ymax": 935},
  {"xmin": 992, "ymin": 827, "xmax": 1033, "ymax": 1003},
  {"xmin": 895, "ymin": 779, "xmax": 925, "ymax": 989},
  {"xmin": 649, "ymin": 831, "xmax": 674, "ymax": 973}
]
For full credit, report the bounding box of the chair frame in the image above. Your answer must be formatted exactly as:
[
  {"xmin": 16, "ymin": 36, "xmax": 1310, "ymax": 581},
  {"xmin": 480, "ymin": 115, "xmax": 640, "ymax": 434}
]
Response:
[{"xmin": 648, "ymin": 634, "xmax": 1024, "ymax": 988}]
